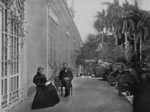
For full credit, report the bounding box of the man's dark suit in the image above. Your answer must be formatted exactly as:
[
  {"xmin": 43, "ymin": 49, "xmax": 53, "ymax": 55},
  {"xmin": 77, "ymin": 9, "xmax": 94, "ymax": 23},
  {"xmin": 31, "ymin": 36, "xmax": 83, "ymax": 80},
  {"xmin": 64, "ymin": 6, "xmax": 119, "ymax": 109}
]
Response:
[{"xmin": 59, "ymin": 68, "xmax": 73, "ymax": 96}]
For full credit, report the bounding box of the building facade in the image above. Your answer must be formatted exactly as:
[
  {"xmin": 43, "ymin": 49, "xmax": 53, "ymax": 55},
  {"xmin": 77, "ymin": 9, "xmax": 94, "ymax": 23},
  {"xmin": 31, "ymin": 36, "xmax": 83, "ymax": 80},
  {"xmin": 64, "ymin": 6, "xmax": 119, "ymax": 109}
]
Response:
[{"xmin": 0, "ymin": 0, "xmax": 82, "ymax": 112}]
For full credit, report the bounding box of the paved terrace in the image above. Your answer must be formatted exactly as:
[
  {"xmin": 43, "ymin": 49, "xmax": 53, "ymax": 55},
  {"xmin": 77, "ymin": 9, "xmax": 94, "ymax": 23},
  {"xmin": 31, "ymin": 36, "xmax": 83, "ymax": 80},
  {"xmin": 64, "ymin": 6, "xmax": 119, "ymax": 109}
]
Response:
[{"xmin": 14, "ymin": 77, "xmax": 133, "ymax": 112}]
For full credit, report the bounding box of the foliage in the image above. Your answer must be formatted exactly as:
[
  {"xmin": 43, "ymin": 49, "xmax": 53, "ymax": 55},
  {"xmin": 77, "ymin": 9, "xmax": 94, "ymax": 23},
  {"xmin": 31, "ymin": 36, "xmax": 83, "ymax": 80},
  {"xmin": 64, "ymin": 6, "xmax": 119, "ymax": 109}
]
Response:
[
  {"xmin": 81, "ymin": 33, "xmax": 126, "ymax": 63},
  {"xmin": 94, "ymin": 9, "xmax": 106, "ymax": 32},
  {"xmin": 116, "ymin": 57, "xmax": 127, "ymax": 64},
  {"xmin": 81, "ymin": 34, "xmax": 101, "ymax": 60},
  {"xmin": 76, "ymin": 54, "xmax": 84, "ymax": 65},
  {"xmin": 93, "ymin": 1, "xmax": 150, "ymax": 111},
  {"xmin": 142, "ymin": 41, "xmax": 150, "ymax": 63},
  {"xmin": 99, "ymin": 35, "xmax": 116, "ymax": 62},
  {"xmin": 95, "ymin": 0, "xmax": 150, "ymax": 69},
  {"xmin": 0, "ymin": 0, "xmax": 27, "ymax": 61}
]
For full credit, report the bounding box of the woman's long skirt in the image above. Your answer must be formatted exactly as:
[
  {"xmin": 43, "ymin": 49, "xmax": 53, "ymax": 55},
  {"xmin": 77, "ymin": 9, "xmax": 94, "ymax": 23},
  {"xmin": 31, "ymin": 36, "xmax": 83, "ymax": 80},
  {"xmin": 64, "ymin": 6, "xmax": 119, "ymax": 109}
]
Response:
[{"xmin": 31, "ymin": 84, "xmax": 60, "ymax": 109}]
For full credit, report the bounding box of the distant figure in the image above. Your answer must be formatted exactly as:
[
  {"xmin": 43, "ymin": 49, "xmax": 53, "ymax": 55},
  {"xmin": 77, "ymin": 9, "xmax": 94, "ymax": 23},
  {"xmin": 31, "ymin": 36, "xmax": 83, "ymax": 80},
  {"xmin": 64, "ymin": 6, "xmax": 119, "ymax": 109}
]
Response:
[
  {"xmin": 59, "ymin": 63, "xmax": 74, "ymax": 97},
  {"xmin": 80, "ymin": 73, "xmax": 83, "ymax": 77},
  {"xmin": 31, "ymin": 67, "xmax": 60, "ymax": 109}
]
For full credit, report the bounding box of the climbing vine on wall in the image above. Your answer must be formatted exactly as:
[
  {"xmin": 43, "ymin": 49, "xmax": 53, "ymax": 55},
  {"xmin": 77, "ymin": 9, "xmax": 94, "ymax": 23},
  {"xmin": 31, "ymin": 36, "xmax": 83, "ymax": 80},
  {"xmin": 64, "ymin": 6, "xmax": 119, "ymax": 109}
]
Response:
[{"xmin": 1, "ymin": 0, "xmax": 27, "ymax": 61}]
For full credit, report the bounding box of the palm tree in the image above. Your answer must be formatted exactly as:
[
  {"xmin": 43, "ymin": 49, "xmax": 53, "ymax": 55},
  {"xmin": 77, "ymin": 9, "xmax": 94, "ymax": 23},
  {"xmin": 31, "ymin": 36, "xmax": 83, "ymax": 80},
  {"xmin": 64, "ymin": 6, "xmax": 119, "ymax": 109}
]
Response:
[
  {"xmin": 94, "ymin": 9, "xmax": 106, "ymax": 60},
  {"xmin": 136, "ymin": 11, "xmax": 150, "ymax": 66},
  {"xmin": 125, "ymin": 7, "xmax": 150, "ymax": 68},
  {"xmin": 95, "ymin": 0, "xmax": 150, "ymax": 68},
  {"xmin": 94, "ymin": 9, "xmax": 106, "ymax": 32},
  {"xmin": 104, "ymin": 0, "xmax": 150, "ymax": 67},
  {"xmin": 103, "ymin": 0, "xmax": 127, "ymax": 60},
  {"xmin": 94, "ymin": 0, "xmax": 123, "ymax": 60}
]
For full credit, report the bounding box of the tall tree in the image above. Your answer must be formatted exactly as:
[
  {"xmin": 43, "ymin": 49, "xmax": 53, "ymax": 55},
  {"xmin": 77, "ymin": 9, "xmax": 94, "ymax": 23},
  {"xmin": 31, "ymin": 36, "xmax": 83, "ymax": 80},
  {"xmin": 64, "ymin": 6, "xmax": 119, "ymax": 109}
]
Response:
[
  {"xmin": 103, "ymin": 0, "xmax": 150, "ymax": 68},
  {"xmin": 81, "ymin": 34, "xmax": 99, "ymax": 60}
]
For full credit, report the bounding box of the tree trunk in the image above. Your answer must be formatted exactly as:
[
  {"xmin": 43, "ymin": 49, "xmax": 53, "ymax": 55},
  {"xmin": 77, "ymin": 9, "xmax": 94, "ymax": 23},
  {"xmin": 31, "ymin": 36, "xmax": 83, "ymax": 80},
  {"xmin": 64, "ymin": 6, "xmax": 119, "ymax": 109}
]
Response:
[
  {"xmin": 140, "ymin": 36, "xmax": 142, "ymax": 62},
  {"xmin": 102, "ymin": 31, "xmax": 104, "ymax": 60},
  {"xmin": 134, "ymin": 34, "xmax": 138, "ymax": 68},
  {"xmin": 125, "ymin": 32, "xmax": 128, "ymax": 60},
  {"xmin": 115, "ymin": 34, "xmax": 118, "ymax": 60}
]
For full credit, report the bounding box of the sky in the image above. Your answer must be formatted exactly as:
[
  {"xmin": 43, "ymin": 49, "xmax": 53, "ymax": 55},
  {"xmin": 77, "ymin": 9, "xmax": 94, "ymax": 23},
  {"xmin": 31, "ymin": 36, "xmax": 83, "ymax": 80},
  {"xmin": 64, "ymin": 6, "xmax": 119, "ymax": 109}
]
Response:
[{"xmin": 67, "ymin": 0, "xmax": 150, "ymax": 42}]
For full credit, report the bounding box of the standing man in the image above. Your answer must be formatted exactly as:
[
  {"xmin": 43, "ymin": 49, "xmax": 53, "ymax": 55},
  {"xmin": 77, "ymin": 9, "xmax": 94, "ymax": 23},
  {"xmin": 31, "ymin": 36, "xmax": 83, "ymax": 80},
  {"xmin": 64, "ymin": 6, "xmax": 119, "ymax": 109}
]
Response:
[{"xmin": 59, "ymin": 63, "xmax": 74, "ymax": 97}]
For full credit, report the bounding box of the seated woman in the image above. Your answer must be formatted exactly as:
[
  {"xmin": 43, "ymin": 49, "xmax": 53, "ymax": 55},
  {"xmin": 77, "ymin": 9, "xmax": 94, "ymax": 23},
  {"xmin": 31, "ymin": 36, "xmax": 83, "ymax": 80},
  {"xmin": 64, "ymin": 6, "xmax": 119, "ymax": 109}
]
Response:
[{"xmin": 31, "ymin": 67, "xmax": 60, "ymax": 109}]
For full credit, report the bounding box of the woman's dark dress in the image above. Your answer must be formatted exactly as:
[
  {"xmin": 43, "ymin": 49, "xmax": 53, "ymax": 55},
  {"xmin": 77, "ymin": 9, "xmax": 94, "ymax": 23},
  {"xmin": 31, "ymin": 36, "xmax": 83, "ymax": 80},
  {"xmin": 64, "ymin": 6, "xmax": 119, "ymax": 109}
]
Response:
[{"xmin": 31, "ymin": 72, "xmax": 60, "ymax": 109}]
